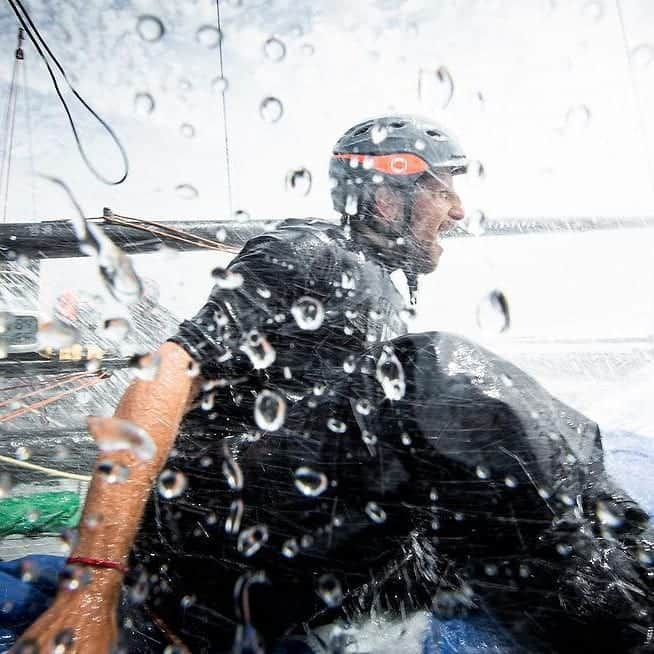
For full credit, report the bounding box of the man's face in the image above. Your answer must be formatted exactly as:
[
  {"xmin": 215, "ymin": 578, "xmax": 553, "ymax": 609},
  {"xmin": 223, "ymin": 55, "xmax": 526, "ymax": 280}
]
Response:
[{"xmin": 406, "ymin": 173, "xmax": 465, "ymax": 273}]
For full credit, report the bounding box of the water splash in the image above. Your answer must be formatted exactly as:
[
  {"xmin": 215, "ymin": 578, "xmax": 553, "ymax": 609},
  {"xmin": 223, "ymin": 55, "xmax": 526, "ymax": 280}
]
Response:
[{"xmin": 293, "ymin": 466, "xmax": 328, "ymax": 497}]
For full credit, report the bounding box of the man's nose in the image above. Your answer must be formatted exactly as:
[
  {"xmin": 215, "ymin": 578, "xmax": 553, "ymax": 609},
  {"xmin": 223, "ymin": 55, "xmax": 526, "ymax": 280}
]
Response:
[{"xmin": 447, "ymin": 206, "xmax": 465, "ymax": 221}]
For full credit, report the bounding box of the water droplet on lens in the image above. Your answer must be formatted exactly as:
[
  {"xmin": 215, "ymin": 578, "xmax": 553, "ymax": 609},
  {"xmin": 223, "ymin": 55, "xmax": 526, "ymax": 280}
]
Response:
[
  {"xmin": 355, "ymin": 399, "xmax": 372, "ymax": 415},
  {"xmin": 476, "ymin": 290, "xmax": 510, "ymax": 334},
  {"xmin": 415, "ymin": 138, "xmax": 426, "ymax": 151},
  {"xmin": 129, "ymin": 571, "xmax": 149, "ymax": 604},
  {"xmin": 88, "ymin": 417, "xmax": 156, "ymax": 461},
  {"xmin": 291, "ymin": 296, "xmax": 324, "ymax": 330},
  {"xmin": 419, "ymin": 66, "xmax": 454, "ymax": 109},
  {"xmin": 263, "ymin": 36, "xmax": 286, "ymax": 61},
  {"xmin": 128, "ymin": 352, "xmax": 161, "ymax": 381},
  {"xmin": 475, "ymin": 465, "xmax": 490, "ymax": 480},
  {"xmin": 134, "ymin": 92, "xmax": 155, "ymax": 115},
  {"xmin": 285, "ymin": 167, "xmax": 312, "ymax": 196},
  {"xmin": 596, "ymin": 500, "xmax": 623, "ymax": 528},
  {"xmin": 581, "ymin": 0, "xmax": 603, "ymax": 21},
  {"xmin": 260, "ymin": 97, "xmax": 283, "ymax": 123},
  {"xmin": 234, "ymin": 209, "xmax": 250, "ymax": 221},
  {"xmin": 53, "ymin": 628, "xmax": 74, "ymax": 653},
  {"xmin": 631, "ymin": 44, "xmax": 654, "ymax": 69},
  {"xmin": 317, "ymin": 574, "xmax": 343, "ymax": 607},
  {"xmin": 370, "ymin": 123, "xmax": 388, "ymax": 145},
  {"xmin": 565, "ymin": 104, "xmax": 591, "ymax": 132},
  {"xmin": 212, "ymin": 76, "xmax": 229, "ymax": 93},
  {"xmin": 96, "ymin": 460, "xmax": 129, "ymax": 484},
  {"xmin": 282, "ymin": 538, "xmax": 299, "ymax": 558},
  {"xmin": 0, "ymin": 472, "xmax": 11, "ymax": 499},
  {"xmin": 137, "ymin": 15, "xmax": 165, "ymax": 42},
  {"xmin": 14, "ymin": 640, "xmax": 39, "ymax": 654},
  {"xmin": 464, "ymin": 209, "xmax": 486, "ymax": 236},
  {"xmin": 556, "ymin": 543, "xmax": 573, "ymax": 556},
  {"xmin": 504, "ymin": 475, "xmax": 518, "ymax": 488},
  {"xmin": 196, "ymin": 25, "xmax": 221, "ymax": 48},
  {"xmin": 254, "ymin": 389, "xmax": 286, "ymax": 431},
  {"xmin": 484, "ymin": 563, "xmax": 498, "ymax": 576},
  {"xmin": 237, "ymin": 524, "xmax": 269, "ymax": 557},
  {"xmin": 344, "ymin": 193, "xmax": 358, "ymax": 216},
  {"xmin": 175, "ymin": 184, "xmax": 199, "ymax": 200},
  {"xmin": 187, "ymin": 360, "xmax": 200, "ymax": 377},
  {"xmin": 15, "ymin": 446, "xmax": 30, "ymax": 461},
  {"xmin": 294, "ymin": 466, "xmax": 328, "ymax": 497},
  {"xmin": 20, "ymin": 559, "xmax": 38, "ymax": 582},
  {"xmin": 38, "ymin": 319, "xmax": 79, "ymax": 349},
  {"xmin": 401, "ymin": 432, "xmax": 412, "ymax": 446},
  {"xmin": 361, "ymin": 431, "xmax": 377, "ymax": 447},
  {"xmin": 222, "ymin": 444, "xmax": 244, "ymax": 490},
  {"xmin": 240, "ymin": 330, "xmax": 276, "ymax": 369},
  {"xmin": 343, "ymin": 354, "xmax": 356, "ymax": 374},
  {"xmin": 500, "ymin": 373, "xmax": 514, "ymax": 387},
  {"xmin": 157, "ymin": 470, "xmax": 187, "ymax": 498},
  {"xmin": 376, "ymin": 346, "xmax": 406, "ymax": 400},
  {"xmin": 327, "ymin": 418, "xmax": 347, "ymax": 433},
  {"xmin": 100, "ymin": 317, "xmax": 130, "ymax": 341},
  {"xmin": 365, "ymin": 501, "xmax": 387, "ymax": 524},
  {"xmin": 225, "ymin": 498, "xmax": 244, "ymax": 534},
  {"xmin": 180, "ymin": 123, "xmax": 195, "ymax": 138},
  {"xmin": 211, "ymin": 266, "xmax": 243, "ymax": 289},
  {"xmin": 215, "ymin": 227, "xmax": 227, "ymax": 242},
  {"xmin": 467, "ymin": 159, "xmax": 485, "ymax": 181},
  {"xmin": 59, "ymin": 564, "xmax": 92, "ymax": 591}
]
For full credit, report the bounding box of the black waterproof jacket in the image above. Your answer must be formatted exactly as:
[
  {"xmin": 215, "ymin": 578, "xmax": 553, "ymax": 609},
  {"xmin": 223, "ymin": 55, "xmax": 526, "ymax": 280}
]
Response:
[{"xmin": 131, "ymin": 219, "xmax": 654, "ymax": 654}]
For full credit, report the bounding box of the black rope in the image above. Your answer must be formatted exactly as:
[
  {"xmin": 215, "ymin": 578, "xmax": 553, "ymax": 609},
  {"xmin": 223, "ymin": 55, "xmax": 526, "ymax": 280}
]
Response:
[
  {"xmin": 215, "ymin": 0, "xmax": 233, "ymax": 217},
  {"xmin": 5, "ymin": 0, "xmax": 129, "ymax": 186}
]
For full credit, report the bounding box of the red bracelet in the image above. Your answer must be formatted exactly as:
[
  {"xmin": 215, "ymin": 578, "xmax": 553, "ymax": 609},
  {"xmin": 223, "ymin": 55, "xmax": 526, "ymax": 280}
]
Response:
[{"xmin": 66, "ymin": 556, "xmax": 128, "ymax": 574}]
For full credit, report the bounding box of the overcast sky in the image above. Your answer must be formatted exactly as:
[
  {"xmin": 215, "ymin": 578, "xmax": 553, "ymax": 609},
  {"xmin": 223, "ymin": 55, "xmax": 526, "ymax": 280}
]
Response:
[{"xmin": 1, "ymin": 0, "xmax": 654, "ymax": 223}]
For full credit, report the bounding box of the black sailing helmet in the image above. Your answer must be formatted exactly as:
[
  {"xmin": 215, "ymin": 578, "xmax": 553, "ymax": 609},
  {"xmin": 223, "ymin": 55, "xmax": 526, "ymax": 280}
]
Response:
[{"xmin": 329, "ymin": 114, "xmax": 468, "ymax": 219}]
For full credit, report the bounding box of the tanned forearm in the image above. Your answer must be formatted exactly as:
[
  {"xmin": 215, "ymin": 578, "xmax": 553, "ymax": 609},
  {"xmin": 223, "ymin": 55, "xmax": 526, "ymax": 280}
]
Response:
[{"xmin": 70, "ymin": 341, "xmax": 199, "ymax": 584}]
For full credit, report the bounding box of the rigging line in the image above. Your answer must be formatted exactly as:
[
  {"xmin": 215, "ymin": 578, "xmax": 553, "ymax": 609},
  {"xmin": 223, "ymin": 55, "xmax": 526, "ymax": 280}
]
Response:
[
  {"xmin": 2, "ymin": 54, "xmax": 20, "ymax": 223},
  {"xmin": 108, "ymin": 212, "xmax": 239, "ymax": 252},
  {"xmin": 0, "ymin": 373, "xmax": 108, "ymax": 424},
  {"xmin": 0, "ymin": 454, "xmax": 91, "ymax": 482},
  {"xmin": 6, "ymin": 0, "xmax": 130, "ymax": 185},
  {"xmin": 615, "ymin": 0, "xmax": 654, "ymax": 192},
  {"xmin": 215, "ymin": 0, "xmax": 233, "ymax": 218},
  {"xmin": 0, "ymin": 50, "xmax": 19, "ymax": 223},
  {"xmin": 0, "ymin": 371, "xmax": 92, "ymax": 408},
  {"xmin": 21, "ymin": 39, "xmax": 36, "ymax": 220}
]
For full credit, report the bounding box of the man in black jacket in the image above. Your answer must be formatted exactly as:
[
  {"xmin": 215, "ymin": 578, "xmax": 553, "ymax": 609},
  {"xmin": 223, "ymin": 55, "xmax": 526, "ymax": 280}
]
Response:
[{"xmin": 19, "ymin": 116, "xmax": 654, "ymax": 654}]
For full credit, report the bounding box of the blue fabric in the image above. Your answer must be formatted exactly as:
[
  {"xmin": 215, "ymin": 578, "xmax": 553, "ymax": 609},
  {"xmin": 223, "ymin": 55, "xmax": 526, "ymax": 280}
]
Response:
[
  {"xmin": 1, "ymin": 430, "xmax": 652, "ymax": 653},
  {"xmin": 0, "ymin": 555, "xmax": 66, "ymax": 653}
]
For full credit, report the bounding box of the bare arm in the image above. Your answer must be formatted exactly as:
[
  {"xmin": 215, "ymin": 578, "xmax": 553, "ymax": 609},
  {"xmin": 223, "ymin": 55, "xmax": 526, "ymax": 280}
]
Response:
[{"xmin": 14, "ymin": 341, "xmax": 200, "ymax": 653}]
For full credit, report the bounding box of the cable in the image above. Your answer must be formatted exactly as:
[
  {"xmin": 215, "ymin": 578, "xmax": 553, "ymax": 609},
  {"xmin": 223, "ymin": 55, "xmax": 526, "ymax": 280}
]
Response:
[
  {"xmin": 615, "ymin": 0, "xmax": 654, "ymax": 192},
  {"xmin": 5, "ymin": 0, "xmax": 129, "ymax": 185},
  {"xmin": 0, "ymin": 453, "xmax": 91, "ymax": 482},
  {"xmin": 2, "ymin": 58, "xmax": 19, "ymax": 223},
  {"xmin": 0, "ymin": 38, "xmax": 20, "ymax": 223},
  {"xmin": 215, "ymin": 0, "xmax": 234, "ymax": 217},
  {"xmin": 21, "ymin": 39, "xmax": 37, "ymax": 220}
]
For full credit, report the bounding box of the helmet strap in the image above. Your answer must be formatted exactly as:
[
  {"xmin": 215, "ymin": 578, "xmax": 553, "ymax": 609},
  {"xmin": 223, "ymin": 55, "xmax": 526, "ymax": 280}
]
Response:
[{"xmin": 400, "ymin": 186, "xmax": 420, "ymax": 305}]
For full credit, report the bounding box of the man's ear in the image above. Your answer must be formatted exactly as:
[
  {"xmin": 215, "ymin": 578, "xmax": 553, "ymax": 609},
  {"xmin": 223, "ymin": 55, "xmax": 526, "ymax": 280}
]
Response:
[{"xmin": 374, "ymin": 185, "xmax": 403, "ymax": 225}]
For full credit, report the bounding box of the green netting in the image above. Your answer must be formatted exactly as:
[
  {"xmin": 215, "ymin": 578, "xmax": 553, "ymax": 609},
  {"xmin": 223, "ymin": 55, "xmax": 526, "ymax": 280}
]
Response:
[{"xmin": 0, "ymin": 491, "xmax": 81, "ymax": 536}]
